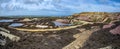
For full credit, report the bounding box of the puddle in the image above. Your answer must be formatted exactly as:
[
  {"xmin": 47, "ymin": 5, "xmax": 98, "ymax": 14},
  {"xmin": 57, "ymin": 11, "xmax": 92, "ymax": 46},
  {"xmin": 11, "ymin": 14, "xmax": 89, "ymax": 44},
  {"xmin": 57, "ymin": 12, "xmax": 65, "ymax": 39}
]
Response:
[
  {"xmin": 0, "ymin": 19, "xmax": 14, "ymax": 22},
  {"xmin": 53, "ymin": 21, "xmax": 72, "ymax": 26},
  {"xmin": 9, "ymin": 23, "xmax": 24, "ymax": 27}
]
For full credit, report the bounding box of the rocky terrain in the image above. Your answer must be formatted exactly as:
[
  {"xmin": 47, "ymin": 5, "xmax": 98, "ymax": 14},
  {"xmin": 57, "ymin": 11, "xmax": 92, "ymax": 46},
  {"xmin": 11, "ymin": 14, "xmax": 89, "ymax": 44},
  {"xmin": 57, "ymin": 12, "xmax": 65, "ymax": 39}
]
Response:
[
  {"xmin": 0, "ymin": 12, "xmax": 120, "ymax": 49},
  {"xmin": 0, "ymin": 24, "xmax": 119, "ymax": 49}
]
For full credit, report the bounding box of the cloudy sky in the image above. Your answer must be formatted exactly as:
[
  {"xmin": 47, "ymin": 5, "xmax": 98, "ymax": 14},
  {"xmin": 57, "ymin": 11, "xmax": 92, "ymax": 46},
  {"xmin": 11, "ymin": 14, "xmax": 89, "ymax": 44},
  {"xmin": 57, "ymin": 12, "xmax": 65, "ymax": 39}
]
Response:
[{"xmin": 0, "ymin": 0, "xmax": 120, "ymax": 16}]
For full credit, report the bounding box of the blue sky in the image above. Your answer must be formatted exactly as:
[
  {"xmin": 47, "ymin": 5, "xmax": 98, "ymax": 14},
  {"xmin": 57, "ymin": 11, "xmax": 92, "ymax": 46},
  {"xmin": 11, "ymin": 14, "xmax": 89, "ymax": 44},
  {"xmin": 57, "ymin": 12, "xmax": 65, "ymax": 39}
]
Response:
[{"xmin": 0, "ymin": 0, "xmax": 120, "ymax": 16}]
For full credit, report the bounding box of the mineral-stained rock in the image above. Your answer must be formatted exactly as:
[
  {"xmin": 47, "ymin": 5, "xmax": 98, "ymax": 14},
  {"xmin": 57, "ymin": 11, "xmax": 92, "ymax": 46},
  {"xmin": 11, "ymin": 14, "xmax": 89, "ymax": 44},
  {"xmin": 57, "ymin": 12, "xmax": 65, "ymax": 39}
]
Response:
[{"xmin": 110, "ymin": 25, "xmax": 120, "ymax": 34}]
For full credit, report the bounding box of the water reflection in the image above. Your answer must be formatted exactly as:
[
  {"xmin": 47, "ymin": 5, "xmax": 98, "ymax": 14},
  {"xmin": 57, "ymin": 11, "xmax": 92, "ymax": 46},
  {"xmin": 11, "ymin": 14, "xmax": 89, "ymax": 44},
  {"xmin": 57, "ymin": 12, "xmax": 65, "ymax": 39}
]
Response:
[
  {"xmin": 9, "ymin": 23, "xmax": 24, "ymax": 27},
  {"xmin": 0, "ymin": 19, "xmax": 14, "ymax": 22},
  {"xmin": 53, "ymin": 21, "xmax": 72, "ymax": 27}
]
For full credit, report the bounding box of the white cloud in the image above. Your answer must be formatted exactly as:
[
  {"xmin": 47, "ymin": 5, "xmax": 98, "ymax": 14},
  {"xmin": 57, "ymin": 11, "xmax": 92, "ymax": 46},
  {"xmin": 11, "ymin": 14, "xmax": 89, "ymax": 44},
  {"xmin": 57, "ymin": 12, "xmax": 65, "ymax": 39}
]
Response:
[
  {"xmin": 0, "ymin": 0, "xmax": 120, "ymax": 16},
  {"xmin": 57, "ymin": 0, "xmax": 120, "ymax": 12},
  {"xmin": 0, "ymin": 0, "xmax": 59, "ymax": 10}
]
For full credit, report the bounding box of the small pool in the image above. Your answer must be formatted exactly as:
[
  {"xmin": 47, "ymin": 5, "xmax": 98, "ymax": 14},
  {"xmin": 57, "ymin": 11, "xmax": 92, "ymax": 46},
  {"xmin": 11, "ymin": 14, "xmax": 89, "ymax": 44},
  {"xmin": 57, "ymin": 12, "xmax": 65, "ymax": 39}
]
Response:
[
  {"xmin": 0, "ymin": 19, "xmax": 14, "ymax": 22},
  {"xmin": 53, "ymin": 21, "xmax": 72, "ymax": 27},
  {"xmin": 9, "ymin": 23, "xmax": 24, "ymax": 27}
]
